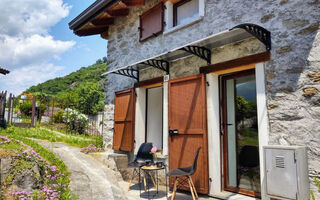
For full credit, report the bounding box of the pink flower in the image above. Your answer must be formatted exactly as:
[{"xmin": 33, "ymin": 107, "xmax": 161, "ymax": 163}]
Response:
[
  {"xmin": 151, "ymin": 146, "xmax": 157, "ymax": 153},
  {"xmin": 50, "ymin": 166, "xmax": 57, "ymax": 172}
]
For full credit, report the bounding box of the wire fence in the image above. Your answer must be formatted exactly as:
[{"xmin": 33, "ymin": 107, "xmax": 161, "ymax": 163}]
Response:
[
  {"xmin": 1, "ymin": 91, "xmax": 105, "ymax": 136},
  {"xmin": 38, "ymin": 96, "xmax": 104, "ymax": 136}
]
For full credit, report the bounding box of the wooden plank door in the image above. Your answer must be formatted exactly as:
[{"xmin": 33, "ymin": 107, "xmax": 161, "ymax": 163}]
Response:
[
  {"xmin": 168, "ymin": 74, "xmax": 209, "ymax": 194},
  {"xmin": 113, "ymin": 88, "xmax": 135, "ymax": 152}
]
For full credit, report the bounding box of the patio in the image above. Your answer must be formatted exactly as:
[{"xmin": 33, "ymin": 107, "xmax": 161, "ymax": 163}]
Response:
[
  {"xmin": 117, "ymin": 180, "xmax": 259, "ymax": 200},
  {"xmin": 118, "ymin": 180, "xmax": 215, "ymax": 200}
]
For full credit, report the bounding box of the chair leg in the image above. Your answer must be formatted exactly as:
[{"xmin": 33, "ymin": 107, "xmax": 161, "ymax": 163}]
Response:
[
  {"xmin": 171, "ymin": 177, "xmax": 178, "ymax": 200},
  {"xmin": 148, "ymin": 171, "xmax": 157, "ymax": 188},
  {"xmin": 189, "ymin": 176, "xmax": 198, "ymax": 199},
  {"xmin": 143, "ymin": 170, "xmax": 147, "ymax": 192},
  {"xmin": 128, "ymin": 169, "xmax": 136, "ymax": 191},
  {"xmin": 188, "ymin": 177, "xmax": 196, "ymax": 200}
]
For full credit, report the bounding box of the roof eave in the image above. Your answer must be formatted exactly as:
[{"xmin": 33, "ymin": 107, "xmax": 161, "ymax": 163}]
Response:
[{"xmin": 68, "ymin": 0, "xmax": 118, "ymax": 31}]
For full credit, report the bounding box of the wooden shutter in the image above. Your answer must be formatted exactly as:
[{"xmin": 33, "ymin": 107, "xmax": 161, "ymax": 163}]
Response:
[
  {"xmin": 168, "ymin": 74, "xmax": 209, "ymax": 194},
  {"xmin": 113, "ymin": 89, "xmax": 135, "ymax": 152},
  {"xmin": 139, "ymin": 2, "xmax": 164, "ymax": 41}
]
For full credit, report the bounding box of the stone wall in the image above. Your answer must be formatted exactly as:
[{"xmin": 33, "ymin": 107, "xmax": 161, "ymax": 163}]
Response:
[
  {"xmin": 102, "ymin": 104, "xmax": 114, "ymax": 149},
  {"xmin": 105, "ymin": 0, "xmax": 320, "ymax": 195}
]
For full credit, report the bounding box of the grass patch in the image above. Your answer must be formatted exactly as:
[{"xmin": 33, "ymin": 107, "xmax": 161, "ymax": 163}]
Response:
[
  {"xmin": 3, "ymin": 126, "xmax": 103, "ymax": 148},
  {"xmin": 43, "ymin": 124, "xmax": 100, "ymax": 139}
]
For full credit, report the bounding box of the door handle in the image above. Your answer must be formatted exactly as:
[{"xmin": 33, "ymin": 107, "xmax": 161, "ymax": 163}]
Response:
[
  {"xmin": 169, "ymin": 129, "xmax": 178, "ymax": 136},
  {"xmin": 221, "ymin": 123, "xmax": 233, "ymax": 126}
]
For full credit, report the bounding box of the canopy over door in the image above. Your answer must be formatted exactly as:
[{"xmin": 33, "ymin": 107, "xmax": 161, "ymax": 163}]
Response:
[
  {"xmin": 168, "ymin": 74, "xmax": 209, "ymax": 194},
  {"xmin": 113, "ymin": 89, "xmax": 135, "ymax": 152}
]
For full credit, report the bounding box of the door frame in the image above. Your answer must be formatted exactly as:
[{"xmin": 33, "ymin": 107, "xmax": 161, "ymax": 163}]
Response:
[
  {"xmin": 220, "ymin": 69, "xmax": 261, "ymax": 197},
  {"xmin": 205, "ymin": 62, "xmax": 269, "ymax": 199}
]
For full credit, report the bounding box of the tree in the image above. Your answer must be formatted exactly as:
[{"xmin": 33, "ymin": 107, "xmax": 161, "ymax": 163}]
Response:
[
  {"xmin": 75, "ymin": 82, "xmax": 105, "ymax": 115},
  {"xmin": 236, "ymin": 96, "xmax": 257, "ymax": 128},
  {"xmin": 55, "ymin": 91, "xmax": 78, "ymax": 109},
  {"xmin": 102, "ymin": 57, "xmax": 107, "ymax": 63}
]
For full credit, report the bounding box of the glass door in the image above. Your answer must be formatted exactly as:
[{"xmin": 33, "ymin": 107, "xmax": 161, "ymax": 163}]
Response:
[{"xmin": 221, "ymin": 69, "xmax": 261, "ymax": 197}]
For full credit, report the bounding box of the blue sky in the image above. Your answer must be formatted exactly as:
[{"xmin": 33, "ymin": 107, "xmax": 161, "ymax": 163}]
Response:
[
  {"xmin": 50, "ymin": 0, "xmax": 108, "ymax": 75},
  {"xmin": 0, "ymin": 0, "xmax": 108, "ymax": 95}
]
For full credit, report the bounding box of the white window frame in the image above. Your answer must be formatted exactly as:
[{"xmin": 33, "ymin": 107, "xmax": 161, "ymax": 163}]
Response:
[{"xmin": 164, "ymin": 0, "xmax": 205, "ymax": 35}]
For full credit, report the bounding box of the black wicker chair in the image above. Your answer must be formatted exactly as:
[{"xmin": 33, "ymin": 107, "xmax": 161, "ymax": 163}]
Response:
[
  {"xmin": 167, "ymin": 147, "xmax": 201, "ymax": 200},
  {"xmin": 127, "ymin": 142, "xmax": 154, "ymax": 191}
]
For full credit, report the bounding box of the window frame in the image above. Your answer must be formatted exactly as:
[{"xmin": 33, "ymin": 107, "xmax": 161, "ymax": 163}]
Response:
[
  {"xmin": 164, "ymin": 0, "xmax": 204, "ymax": 34},
  {"xmin": 173, "ymin": 0, "xmax": 194, "ymax": 27}
]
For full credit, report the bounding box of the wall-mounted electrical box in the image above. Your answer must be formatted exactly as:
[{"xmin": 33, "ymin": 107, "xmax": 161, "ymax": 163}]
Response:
[{"xmin": 264, "ymin": 146, "xmax": 309, "ymax": 200}]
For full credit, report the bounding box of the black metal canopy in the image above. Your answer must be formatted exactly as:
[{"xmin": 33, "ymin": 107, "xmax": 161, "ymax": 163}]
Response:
[
  {"xmin": 230, "ymin": 23, "xmax": 271, "ymax": 51},
  {"xmin": 104, "ymin": 23, "xmax": 271, "ymax": 81}
]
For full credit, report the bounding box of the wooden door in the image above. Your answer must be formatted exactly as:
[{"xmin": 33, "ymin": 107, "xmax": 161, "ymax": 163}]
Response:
[
  {"xmin": 113, "ymin": 89, "xmax": 135, "ymax": 152},
  {"xmin": 168, "ymin": 74, "xmax": 209, "ymax": 194}
]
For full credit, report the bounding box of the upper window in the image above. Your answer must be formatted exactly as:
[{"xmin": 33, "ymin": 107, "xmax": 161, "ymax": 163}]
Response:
[
  {"xmin": 164, "ymin": 0, "xmax": 204, "ymax": 33},
  {"xmin": 174, "ymin": 0, "xmax": 199, "ymax": 27}
]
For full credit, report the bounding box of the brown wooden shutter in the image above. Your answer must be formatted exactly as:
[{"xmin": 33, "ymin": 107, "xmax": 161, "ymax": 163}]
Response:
[
  {"xmin": 113, "ymin": 88, "xmax": 135, "ymax": 152},
  {"xmin": 139, "ymin": 2, "xmax": 164, "ymax": 41},
  {"xmin": 168, "ymin": 74, "xmax": 209, "ymax": 194}
]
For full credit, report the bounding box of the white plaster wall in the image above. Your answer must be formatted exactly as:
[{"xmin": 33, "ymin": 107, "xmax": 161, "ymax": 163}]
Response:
[
  {"xmin": 206, "ymin": 73, "xmax": 221, "ymax": 195},
  {"xmin": 255, "ymin": 62, "xmax": 270, "ymax": 200},
  {"xmin": 134, "ymin": 87, "xmax": 146, "ymax": 154},
  {"xmin": 162, "ymin": 80, "xmax": 169, "ymax": 156}
]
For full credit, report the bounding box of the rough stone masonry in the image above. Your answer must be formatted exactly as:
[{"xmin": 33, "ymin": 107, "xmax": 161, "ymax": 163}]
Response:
[{"xmin": 101, "ymin": 0, "xmax": 320, "ymax": 196}]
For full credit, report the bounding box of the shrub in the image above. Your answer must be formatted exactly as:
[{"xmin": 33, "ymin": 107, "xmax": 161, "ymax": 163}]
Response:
[
  {"xmin": 63, "ymin": 109, "xmax": 88, "ymax": 134},
  {"xmin": 53, "ymin": 110, "xmax": 66, "ymax": 123},
  {"xmin": 19, "ymin": 100, "xmax": 33, "ymax": 116}
]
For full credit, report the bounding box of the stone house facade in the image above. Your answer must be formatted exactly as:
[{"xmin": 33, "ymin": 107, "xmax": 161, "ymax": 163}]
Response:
[{"xmin": 69, "ymin": 0, "xmax": 319, "ymax": 199}]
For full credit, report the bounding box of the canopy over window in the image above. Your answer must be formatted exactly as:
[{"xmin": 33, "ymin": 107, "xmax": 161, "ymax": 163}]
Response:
[{"xmin": 102, "ymin": 24, "xmax": 271, "ymax": 81}]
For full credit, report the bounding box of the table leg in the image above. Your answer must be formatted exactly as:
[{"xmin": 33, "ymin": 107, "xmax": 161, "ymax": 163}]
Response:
[
  {"xmin": 148, "ymin": 171, "xmax": 157, "ymax": 188},
  {"xmin": 143, "ymin": 170, "xmax": 147, "ymax": 192},
  {"xmin": 156, "ymin": 170, "xmax": 159, "ymax": 194}
]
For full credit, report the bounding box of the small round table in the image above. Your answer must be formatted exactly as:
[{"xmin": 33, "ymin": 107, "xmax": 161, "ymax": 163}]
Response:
[{"xmin": 139, "ymin": 164, "xmax": 168, "ymax": 199}]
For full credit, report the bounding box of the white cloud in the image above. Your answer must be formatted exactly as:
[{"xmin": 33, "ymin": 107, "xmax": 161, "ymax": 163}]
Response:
[
  {"xmin": 0, "ymin": 0, "xmax": 70, "ymax": 37},
  {"xmin": 1, "ymin": 63, "xmax": 65, "ymax": 95},
  {"xmin": 0, "ymin": 34, "xmax": 75, "ymax": 67},
  {"xmin": 0, "ymin": 0, "xmax": 75, "ymax": 95}
]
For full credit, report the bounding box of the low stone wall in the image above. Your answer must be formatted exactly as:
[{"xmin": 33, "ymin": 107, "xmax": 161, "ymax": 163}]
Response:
[{"xmin": 102, "ymin": 104, "xmax": 115, "ymax": 149}]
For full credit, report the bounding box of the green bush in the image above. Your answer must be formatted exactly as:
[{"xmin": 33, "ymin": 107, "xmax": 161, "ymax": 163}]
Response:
[
  {"xmin": 63, "ymin": 109, "xmax": 88, "ymax": 134},
  {"xmin": 18, "ymin": 100, "xmax": 33, "ymax": 116},
  {"xmin": 53, "ymin": 110, "xmax": 66, "ymax": 123}
]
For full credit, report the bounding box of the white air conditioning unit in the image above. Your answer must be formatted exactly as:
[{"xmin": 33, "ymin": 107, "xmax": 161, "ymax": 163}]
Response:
[{"xmin": 264, "ymin": 146, "xmax": 309, "ymax": 200}]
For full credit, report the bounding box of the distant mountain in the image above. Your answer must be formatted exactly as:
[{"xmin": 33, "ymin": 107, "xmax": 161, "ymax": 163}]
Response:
[{"xmin": 25, "ymin": 60, "xmax": 107, "ymax": 95}]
